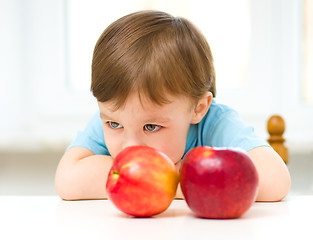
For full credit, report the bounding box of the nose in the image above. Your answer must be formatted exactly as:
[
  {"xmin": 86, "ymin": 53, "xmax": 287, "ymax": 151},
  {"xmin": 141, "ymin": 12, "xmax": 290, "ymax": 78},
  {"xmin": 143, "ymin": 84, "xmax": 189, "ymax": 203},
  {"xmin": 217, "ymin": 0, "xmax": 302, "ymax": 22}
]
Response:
[{"xmin": 122, "ymin": 132, "xmax": 146, "ymax": 150}]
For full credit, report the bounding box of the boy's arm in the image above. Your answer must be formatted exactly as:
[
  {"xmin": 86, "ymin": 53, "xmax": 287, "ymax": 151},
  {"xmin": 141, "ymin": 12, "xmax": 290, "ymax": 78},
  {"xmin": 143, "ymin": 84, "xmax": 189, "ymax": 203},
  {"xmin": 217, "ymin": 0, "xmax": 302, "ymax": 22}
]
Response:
[
  {"xmin": 174, "ymin": 160, "xmax": 184, "ymax": 199},
  {"xmin": 55, "ymin": 147, "xmax": 113, "ymax": 200},
  {"xmin": 175, "ymin": 183, "xmax": 184, "ymax": 199},
  {"xmin": 247, "ymin": 146, "xmax": 291, "ymax": 202}
]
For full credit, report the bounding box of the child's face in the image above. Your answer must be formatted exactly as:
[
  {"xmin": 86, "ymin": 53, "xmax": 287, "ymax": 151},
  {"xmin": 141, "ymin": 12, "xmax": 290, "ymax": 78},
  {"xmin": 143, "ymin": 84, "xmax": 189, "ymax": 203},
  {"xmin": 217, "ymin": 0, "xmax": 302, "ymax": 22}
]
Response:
[{"xmin": 98, "ymin": 93, "xmax": 197, "ymax": 164}]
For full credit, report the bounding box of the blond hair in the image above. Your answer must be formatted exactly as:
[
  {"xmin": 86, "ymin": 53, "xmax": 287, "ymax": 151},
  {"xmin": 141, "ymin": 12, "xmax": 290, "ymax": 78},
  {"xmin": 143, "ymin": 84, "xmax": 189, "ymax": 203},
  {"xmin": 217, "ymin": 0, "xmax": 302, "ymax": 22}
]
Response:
[{"xmin": 91, "ymin": 10, "xmax": 216, "ymax": 109}]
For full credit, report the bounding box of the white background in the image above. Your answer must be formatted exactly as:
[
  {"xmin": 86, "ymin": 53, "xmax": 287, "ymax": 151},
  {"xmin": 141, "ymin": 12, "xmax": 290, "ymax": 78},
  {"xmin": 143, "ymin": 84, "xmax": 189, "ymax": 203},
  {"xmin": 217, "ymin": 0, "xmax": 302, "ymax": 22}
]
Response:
[{"xmin": 0, "ymin": 0, "xmax": 312, "ymax": 154}]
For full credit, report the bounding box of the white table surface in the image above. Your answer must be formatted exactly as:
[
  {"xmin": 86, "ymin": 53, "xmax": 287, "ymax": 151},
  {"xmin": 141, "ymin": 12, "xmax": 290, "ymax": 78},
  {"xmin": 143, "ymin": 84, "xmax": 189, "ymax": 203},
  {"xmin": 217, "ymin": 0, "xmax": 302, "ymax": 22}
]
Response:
[{"xmin": 0, "ymin": 195, "xmax": 312, "ymax": 240}]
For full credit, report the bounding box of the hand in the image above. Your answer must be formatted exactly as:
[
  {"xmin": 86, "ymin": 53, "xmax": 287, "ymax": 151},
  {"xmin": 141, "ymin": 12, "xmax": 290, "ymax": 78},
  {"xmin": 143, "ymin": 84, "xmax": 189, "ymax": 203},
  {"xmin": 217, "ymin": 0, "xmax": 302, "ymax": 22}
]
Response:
[
  {"xmin": 175, "ymin": 160, "xmax": 184, "ymax": 199},
  {"xmin": 175, "ymin": 159, "xmax": 182, "ymax": 173}
]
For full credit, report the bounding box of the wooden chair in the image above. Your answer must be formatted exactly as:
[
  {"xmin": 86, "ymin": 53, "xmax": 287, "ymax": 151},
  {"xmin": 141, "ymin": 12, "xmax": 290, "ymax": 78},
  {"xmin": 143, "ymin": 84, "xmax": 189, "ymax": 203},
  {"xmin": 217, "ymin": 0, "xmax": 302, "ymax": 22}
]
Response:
[{"xmin": 267, "ymin": 115, "xmax": 288, "ymax": 164}]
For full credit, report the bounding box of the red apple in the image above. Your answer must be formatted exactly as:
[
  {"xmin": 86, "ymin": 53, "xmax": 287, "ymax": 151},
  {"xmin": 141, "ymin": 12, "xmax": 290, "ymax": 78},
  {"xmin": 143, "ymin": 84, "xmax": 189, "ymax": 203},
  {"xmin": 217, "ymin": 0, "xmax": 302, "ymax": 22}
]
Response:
[
  {"xmin": 180, "ymin": 146, "xmax": 259, "ymax": 219},
  {"xmin": 106, "ymin": 145, "xmax": 179, "ymax": 217}
]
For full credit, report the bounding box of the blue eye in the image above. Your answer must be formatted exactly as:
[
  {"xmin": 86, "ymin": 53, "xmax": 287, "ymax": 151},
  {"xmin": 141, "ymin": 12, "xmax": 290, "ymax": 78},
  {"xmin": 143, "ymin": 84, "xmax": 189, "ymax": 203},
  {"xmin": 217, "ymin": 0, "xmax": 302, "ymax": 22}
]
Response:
[
  {"xmin": 108, "ymin": 121, "xmax": 123, "ymax": 129},
  {"xmin": 144, "ymin": 124, "xmax": 161, "ymax": 132}
]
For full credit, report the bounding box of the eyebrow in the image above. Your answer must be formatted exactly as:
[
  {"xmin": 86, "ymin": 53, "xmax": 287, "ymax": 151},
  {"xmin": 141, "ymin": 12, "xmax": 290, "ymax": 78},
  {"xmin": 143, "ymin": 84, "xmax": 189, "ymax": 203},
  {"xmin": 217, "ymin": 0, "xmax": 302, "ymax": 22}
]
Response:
[
  {"xmin": 144, "ymin": 117, "xmax": 171, "ymax": 124},
  {"xmin": 99, "ymin": 112, "xmax": 111, "ymax": 120},
  {"xmin": 100, "ymin": 112, "xmax": 170, "ymax": 124}
]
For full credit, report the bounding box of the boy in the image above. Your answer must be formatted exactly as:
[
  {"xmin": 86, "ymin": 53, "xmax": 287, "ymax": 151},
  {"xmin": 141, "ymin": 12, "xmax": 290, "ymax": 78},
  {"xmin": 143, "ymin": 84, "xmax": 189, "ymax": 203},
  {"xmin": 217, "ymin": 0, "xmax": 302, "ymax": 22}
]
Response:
[{"xmin": 55, "ymin": 10, "xmax": 290, "ymax": 201}]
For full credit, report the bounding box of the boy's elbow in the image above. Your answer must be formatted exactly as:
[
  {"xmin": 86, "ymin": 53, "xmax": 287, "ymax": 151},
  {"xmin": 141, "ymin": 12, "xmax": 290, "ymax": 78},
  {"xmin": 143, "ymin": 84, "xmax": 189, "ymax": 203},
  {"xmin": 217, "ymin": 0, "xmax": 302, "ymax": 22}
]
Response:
[
  {"xmin": 55, "ymin": 186, "xmax": 75, "ymax": 201},
  {"xmin": 55, "ymin": 167, "xmax": 85, "ymax": 201},
  {"xmin": 248, "ymin": 146, "xmax": 291, "ymax": 202},
  {"xmin": 55, "ymin": 180, "xmax": 90, "ymax": 201},
  {"xmin": 54, "ymin": 167, "xmax": 108, "ymax": 201},
  {"xmin": 55, "ymin": 175, "xmax": 77, "ymax": 201},
  {"xmin": 256, "ymin": 168, "xmax": 291, "ymax": 202},
  {"xmin": 276, "ymin": 171, "xmax": 291, "ymax": 201}
]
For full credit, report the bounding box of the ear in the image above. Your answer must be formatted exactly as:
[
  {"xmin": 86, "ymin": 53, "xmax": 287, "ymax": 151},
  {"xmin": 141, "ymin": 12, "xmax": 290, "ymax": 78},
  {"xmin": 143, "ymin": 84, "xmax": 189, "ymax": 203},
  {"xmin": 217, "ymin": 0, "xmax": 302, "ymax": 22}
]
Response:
[{"xmin": 190, "ymin": 92, "xmax": 213, "ymax": 124}]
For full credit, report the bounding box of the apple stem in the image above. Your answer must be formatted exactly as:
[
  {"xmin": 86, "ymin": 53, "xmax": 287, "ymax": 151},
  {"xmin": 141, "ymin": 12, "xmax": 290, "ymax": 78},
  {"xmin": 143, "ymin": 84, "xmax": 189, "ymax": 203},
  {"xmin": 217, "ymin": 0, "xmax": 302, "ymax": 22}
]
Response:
[{"xmin": 111, "ymin": 170, "xmax": 120, "ymax": 176}]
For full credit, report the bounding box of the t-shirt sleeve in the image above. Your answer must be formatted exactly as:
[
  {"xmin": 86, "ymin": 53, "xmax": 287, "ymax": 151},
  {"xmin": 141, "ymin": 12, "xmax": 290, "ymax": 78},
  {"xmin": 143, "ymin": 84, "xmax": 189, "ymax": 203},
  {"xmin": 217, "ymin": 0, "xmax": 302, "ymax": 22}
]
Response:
[
  {"xmin": 202, "ymin": 107, "xmax": 270, "ymax": 152},
  {"xmin": 67, "ymin": 111, "xmax": 110, "ymax": 155}
]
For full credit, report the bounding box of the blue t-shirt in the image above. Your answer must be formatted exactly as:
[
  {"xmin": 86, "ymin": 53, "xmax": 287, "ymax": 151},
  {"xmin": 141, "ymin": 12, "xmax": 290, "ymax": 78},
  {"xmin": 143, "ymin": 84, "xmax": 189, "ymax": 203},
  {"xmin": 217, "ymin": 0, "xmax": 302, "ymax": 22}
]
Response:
[{"xmin": 68, "ymin": 99, "xmax": 269, "ymax": 156}]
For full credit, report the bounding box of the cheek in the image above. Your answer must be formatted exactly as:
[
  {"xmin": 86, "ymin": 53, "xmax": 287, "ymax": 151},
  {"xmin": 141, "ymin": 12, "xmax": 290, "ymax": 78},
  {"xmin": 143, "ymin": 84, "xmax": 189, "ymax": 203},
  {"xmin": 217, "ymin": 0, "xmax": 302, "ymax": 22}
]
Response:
[
  {"xmin": 102, "ymin": 128, "xmax": 121, "ymax": 159},
  {"xmin": 163, "ymin": 138, "xmax": 187, "ymax": 164},
  {"xmin": 156, "ymin": 126, "xmax": 190, "ymax": 164},
  {"xmin": 106, "ymin": 141, "xmax": 120, "ymax": 159}
]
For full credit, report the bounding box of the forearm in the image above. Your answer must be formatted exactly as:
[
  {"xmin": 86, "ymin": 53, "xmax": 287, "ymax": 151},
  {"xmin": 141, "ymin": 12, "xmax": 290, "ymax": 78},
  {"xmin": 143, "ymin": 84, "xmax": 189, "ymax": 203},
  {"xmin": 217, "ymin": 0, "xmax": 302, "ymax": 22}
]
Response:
[
  {"xmin": 55, "ymin": 148, "xmax": 113, "ymax": 200},
  {"xmin": 247, "ymin": 146, "xmax": 291, "ymax": 202}
]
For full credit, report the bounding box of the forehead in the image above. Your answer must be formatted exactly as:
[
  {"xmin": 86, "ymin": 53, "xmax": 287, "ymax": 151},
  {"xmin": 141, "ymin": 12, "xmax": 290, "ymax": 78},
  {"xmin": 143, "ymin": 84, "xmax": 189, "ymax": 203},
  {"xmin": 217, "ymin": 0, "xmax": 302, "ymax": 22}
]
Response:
[{"xmin": 98, "ymin": 93, "xmax": 192, "ymax": 118}]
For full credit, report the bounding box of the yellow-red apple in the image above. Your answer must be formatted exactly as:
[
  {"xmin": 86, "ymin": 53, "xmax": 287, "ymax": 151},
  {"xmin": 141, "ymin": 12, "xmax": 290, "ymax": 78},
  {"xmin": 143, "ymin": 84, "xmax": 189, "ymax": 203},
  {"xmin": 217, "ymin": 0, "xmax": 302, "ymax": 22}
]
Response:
[{"xmin": 106, "ymin": 145, "xmax": 179, "ymax": 217}]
